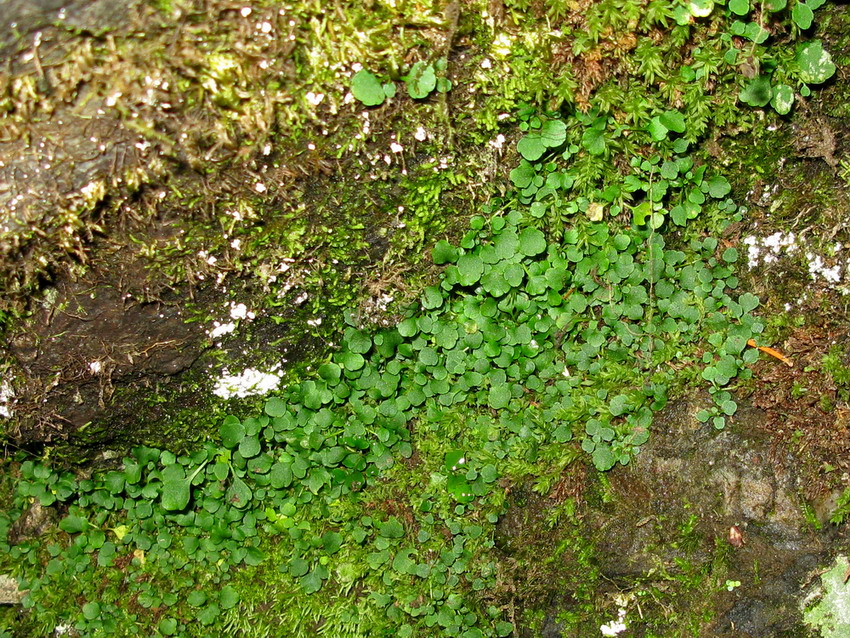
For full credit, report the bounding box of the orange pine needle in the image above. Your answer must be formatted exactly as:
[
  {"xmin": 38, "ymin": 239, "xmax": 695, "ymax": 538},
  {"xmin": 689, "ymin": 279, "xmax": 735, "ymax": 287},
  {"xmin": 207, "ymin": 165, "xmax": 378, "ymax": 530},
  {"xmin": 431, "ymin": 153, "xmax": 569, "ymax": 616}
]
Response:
[{"xmin": 746, "ymin": 339, "xmax": 793, "ymax": 367}]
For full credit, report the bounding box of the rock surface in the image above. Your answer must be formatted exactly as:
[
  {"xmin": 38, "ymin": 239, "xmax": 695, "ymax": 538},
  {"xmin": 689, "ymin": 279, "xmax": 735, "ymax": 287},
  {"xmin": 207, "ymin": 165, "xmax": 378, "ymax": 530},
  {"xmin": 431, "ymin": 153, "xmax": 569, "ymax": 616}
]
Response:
[
  {"xmin": 0, "ymin": 574, "xmax": 22, "ymax": 604},
  {"xmin": 500, "ymin": 395, "xmax": 849, "ymax": 636}
]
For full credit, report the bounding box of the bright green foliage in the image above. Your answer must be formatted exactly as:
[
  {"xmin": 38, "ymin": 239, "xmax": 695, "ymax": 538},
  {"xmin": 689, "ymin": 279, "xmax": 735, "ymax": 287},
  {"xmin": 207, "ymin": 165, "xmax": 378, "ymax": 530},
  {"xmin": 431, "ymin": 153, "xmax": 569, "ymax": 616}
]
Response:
[
  {"xmin": 351, "ymin": 70, "xmax": 389, "ymax": 106},
  {"xmin": 0, "ymin": 185, "xmax": 763, "ymax": 633},
  {"xmin": 517, "ymin": 119, "xmax": 567, "ymax": 161}
]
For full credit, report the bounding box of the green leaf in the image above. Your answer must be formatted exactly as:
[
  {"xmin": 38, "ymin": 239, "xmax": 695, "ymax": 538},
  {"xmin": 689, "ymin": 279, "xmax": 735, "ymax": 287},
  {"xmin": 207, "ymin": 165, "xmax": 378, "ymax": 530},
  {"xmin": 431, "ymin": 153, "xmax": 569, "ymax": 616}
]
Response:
[
  {"xmin": 346, "ymin": 329, "xmax": 372, "ymax": 354},
  {"xmin": 739, "ymin": 76, "xmax": 772, "ymax": 107},
  {"xmin": 244, "ymin": 546, "xmax": 264, "ymax": 565},
  {"xmin": 660, "ymin": 160, "xmax": 679, "ymax": 180},
  {"xmin": 392, "ymin": 548, "xmax": 416, "ymax": 574},
  {"xmin": 339, "ymin": 351, "xmax": 364, "ymax": 371},
  {"xmin": 220, "ymin": 418, "xmax": 245, "ymax": 449},
  {"xmin": 422, "ymin": 286, "xmax": 443, "ymax": 310},
  {"xmin": 159, "ymin": 619, "xmax": 178, "ymax": 635},
  {"xmin": 406, "ymin": 61, "xmax": 437, "ymax": 99},
  {"xmin": 480, "ymin": 464, "xmax": 499, "ymax": 483},
  {"xmin": 351, "ymin": 70, "xmax": 386, "ymax": 106},
  {"xmin": 226, "ymin": 475, "xmax": 253, "ymax": 509},
  {"xmin": 659, "ymin": 110, "xmax": 686, "ymax": 133},
  {"xmin": 518, "ymin": 228, "xmax": 547, "ymax": 256},
  {"xmin": 198, "ymin": 603, "xmax": 220, "ymax": 626},
  {"xmin": 647, "ymin": 117, "xmax": 668, "ymax": 141},
  {"xmin": 378, "ymin": 518, "xmax": 405, "ymax": 539},
  {"xmin": 104, "ymin": 472, "xmax": 125, "ymax": 495},
  {"xmin": 722, "ymin": 400, "xmax": 738, "ymax": 416},
  {"xmin": 82, "ymin": 602, "xmax": 101, "ymax": 620},
  {"xmin": 264, "ymin": 398, "xmax": 287, "ymax": 418},
  {"xmin": 540, "ymin": 119, "xmax": 567, "ymax": 147},
  {"xmin": 447, "ymin": 475, "xmax": 475, "ymax": 503},
  {"xmin": 792, "ymin": 1, "xmax": 814, "ymax": 29},
  {"xmin": 707, "ymin": 175, "xmax": 731, "ymax": 198},
  {"xmin": 517, "ymin": 135, "xmax": 546, "ymax": 162},
  {"xmin": 581, "ymin": 127, "xmax": 607, "ymax": 155},
  {"xmin": 433, "ymin": 240, "xmax": 459, "ymax": 264},
  {"xmin": 161, "ymin": 479, "xmax": 190, "ymax": 512},
  {"xmin": 632, "ymin": 201, "xmax": 652, "ymax": 226},
  {"xmin": 481, "ymin": 269, "xmax": 511, "ymax": 298},
  {"xmin": 239, "ymin": 435, "xmax": 261, "ymax": 459},
  {"xmin": 59, "ymin": 514, "xmax": 88, "ymax": 534},
  {"xmin": 517, "ymin": 120, "xmax": 567, "ymax": 161},
  {"xmin": 729, "ymin": 0, "xmax": 749, "ymax": 14},
  {"xmin": 744, "ymin": 21, "xmax": 769, "ymax": 43},
  {"xmin": 739, "ymin": 292, "xmax": 760, "ymax": 313},
  {"xmin": 187, "ymin": 590, "xmax": 207, "ymax": 607},
  {"xmin": 457, "ymin": 254, "xmax": 484, "ymax": 286},
  {"xmin": 689, "ymin": 0, "xmax": 714, "ymax": 16},
  {"xmin": 318, "ymin": 363, "xmax": 341, "ymax": 385},
  {"xmin": 797, "ymin": 40, "xmax": 836, "ymax": 84},
  {"xmin": 322, "ymin": 531, "xmax": 343, "ymax": 554},
  {"xmin": 770, "ymin": 84, "xmax": 795, "ymax": 114},
  {"xmin": 510, "ymin": 161, "xmax": 535, "ymax": 189},
  {"xmin": 300, "ymin": 565, "xmax": 329, "ymax": 594},
  {"xmin": 488, "ymin": 385, "xmax": 511, "ymax": 409},
  {"xmin": 609, "ymin": 394, "xmax": 629, "ymax": 417},
  {"xmin": 592, "ymin": 445, "xmax": 618, "ymax": 471}
]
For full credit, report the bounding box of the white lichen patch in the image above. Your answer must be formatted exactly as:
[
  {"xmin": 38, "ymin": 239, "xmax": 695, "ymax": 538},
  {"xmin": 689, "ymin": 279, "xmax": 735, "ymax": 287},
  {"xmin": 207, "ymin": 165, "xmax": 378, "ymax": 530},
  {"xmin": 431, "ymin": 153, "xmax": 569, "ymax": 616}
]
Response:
[
  {"xmin": 600, "ymin": 607, "xmax": 628, "ymax": 636},
  {"xmin": 213, "ymin": 367, "xmax": 283, "ymax": 399},
  {"xmin": 228, "ymin": 302, "xmax": 255, "ymax": 321},
  {"xmin": 208, "ymin": 321, "xmax": 236, "ymax": 339},
  {"xmin": 743, "ymin": 231, "xmax": 850, "ymax": 291},
  {"xmin": 802, "ymin": 555, "xmax": 850, "ymax": 637},
  {"xmin": 0, "ymin": 382, "xmax": 14, "ymax": 418}
]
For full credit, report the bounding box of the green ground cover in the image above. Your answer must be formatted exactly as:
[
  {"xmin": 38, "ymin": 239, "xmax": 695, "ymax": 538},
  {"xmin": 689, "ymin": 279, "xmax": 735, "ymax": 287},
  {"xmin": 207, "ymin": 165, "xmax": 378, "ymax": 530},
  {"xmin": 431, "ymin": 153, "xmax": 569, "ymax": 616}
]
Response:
[{"xmin": 1, "ymin": 0, "xmax": 845, "ymax": 634}]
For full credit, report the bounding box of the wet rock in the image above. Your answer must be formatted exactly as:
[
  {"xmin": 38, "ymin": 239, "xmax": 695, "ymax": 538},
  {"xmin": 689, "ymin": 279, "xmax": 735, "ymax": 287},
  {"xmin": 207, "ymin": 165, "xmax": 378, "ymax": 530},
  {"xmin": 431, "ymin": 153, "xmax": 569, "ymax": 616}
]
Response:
[
  {"xmin": 599, "ymin": 397, "xmax": 834, "ymax": 633},
  {"xmin": 510, "ymin": 395, "xmax": 848, "ymax": 635},
  {"xmin": 0, "ymin": 0, "xmax": 137, "ymax": 56},
  {"xmin": 0, "ymin": 574, "xmax": 22, "ymax": 604},
  {"xmin": 8, "ymin": 500, "xmax": 55, "ymax": 544},
  {"xmin": 5, "ymin": 273, "xmax": 207, "ymax": 442},
  {"xmin": 801, "ymin": 555, "xmax": 850, "ymax": 637}
]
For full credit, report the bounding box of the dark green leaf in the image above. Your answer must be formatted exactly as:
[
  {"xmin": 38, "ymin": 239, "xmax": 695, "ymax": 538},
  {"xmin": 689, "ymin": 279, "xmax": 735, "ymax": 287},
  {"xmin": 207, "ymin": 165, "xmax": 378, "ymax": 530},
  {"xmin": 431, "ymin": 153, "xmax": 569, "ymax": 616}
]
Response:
[
  {"xmin": 739, "ymin": 76, "xmax": 772, "ymax": 107},
  {"xmin": 433, "ymin": 240, "xmax": 459, "ymax": 264}
]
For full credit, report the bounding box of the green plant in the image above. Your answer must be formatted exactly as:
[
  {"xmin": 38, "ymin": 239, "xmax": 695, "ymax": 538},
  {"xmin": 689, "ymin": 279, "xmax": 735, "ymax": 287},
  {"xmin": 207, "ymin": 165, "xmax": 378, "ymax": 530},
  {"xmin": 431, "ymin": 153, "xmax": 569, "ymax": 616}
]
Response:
[
  {"xmin": 829, "ymin": 487, "xmax": 850, "ymax": 525},
  {"xmin": 351, "ymin": 69, "xmax": 396, "ymax": 106},
  {"xmin": 403, "ymin": 58, "xmax": 452, "ymax": 99}
]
